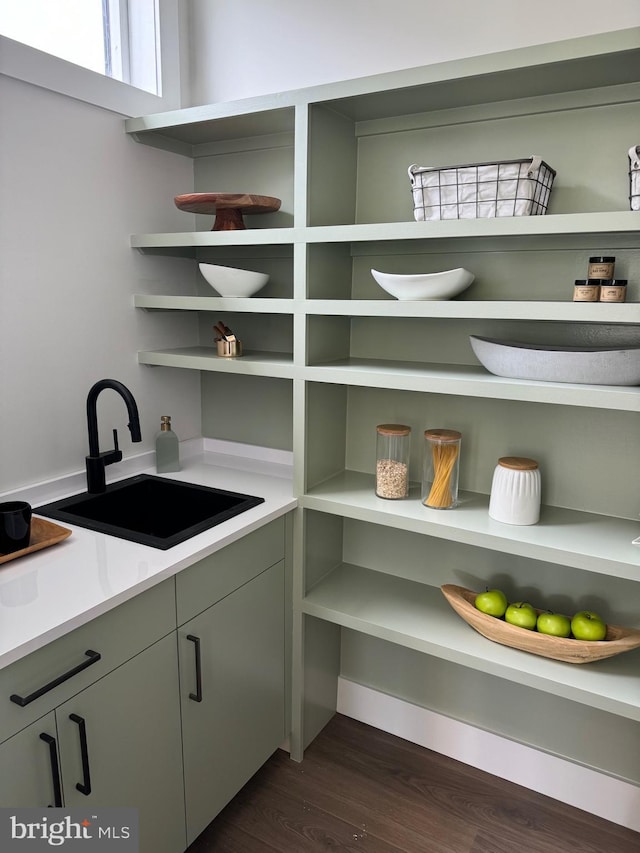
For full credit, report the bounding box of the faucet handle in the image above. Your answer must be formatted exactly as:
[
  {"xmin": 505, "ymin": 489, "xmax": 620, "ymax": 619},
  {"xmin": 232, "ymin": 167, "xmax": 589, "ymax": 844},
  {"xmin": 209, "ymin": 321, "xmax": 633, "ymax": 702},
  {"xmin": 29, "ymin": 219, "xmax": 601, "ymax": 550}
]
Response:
[
  {"xmin": 99, "ymin": 429, "xmax": 123, "ymax": 467},
  {"xmin": 108, "ymin": 429, "xmax": 123, "ymax": 464}
]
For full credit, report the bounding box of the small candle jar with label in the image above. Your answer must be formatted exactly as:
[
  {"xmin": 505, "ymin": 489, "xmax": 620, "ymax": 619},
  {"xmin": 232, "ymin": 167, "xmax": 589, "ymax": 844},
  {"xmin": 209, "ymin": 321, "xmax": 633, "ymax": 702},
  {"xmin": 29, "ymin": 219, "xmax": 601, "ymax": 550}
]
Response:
[
  {"xmin": 599, "ymin": 279, "xmax": 627, "ymax": 303},
  {"xmin": 573, "ymin": 279, "xmax": 600, "ymax": 302},
  {"xmin": 588, "ymin": 256, "xmax": 615, "ymax": 280}
]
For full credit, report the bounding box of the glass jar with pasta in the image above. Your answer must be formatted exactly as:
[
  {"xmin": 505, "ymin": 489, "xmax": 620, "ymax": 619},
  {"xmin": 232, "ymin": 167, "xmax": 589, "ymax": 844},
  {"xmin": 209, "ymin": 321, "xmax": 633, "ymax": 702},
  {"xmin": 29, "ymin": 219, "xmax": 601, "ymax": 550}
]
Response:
[{"xmin": 422, "ymin": 429, "xmax": 461, "ymax": 509}]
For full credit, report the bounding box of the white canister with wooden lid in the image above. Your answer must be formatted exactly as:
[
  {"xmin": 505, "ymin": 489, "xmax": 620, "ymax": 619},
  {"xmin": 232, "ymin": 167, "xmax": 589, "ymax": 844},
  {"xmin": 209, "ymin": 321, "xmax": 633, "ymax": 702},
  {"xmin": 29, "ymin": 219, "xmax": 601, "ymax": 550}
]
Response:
[{"xmin": 489, "ymin": 456, "xmax": 541, "ymax": 525}]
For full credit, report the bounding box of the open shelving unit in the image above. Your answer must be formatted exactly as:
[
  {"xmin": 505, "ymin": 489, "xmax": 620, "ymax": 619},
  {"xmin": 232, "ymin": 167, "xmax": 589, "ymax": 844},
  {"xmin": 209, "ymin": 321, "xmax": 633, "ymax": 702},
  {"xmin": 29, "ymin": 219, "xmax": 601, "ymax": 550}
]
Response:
[{"xmin": 127, "ymin": 28, "xmax": 640, "ymax": 793}]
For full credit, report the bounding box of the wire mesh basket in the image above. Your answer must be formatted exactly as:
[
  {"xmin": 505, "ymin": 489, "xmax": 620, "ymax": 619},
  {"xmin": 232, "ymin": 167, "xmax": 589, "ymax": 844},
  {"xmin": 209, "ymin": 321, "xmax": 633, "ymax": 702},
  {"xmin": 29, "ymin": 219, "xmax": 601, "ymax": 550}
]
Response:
[
  {"xmin": 408, "ymin": 156, "xmax": 556, "ymax": 221},
  {"xmin": 629, "ymin": 146, "xmax": 640, "ymax": 211}
]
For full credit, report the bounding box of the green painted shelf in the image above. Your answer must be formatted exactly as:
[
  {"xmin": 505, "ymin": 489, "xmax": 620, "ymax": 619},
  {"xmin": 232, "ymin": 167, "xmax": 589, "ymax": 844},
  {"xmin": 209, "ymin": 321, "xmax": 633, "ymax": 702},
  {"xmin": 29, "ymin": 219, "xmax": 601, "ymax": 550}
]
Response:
[
  {"xmin": 134, "ymin": 295, "xmax": 297, "ymax": 314},
  {"xmin": 131, "ymin": 229, "xmax": 297, "ymax": 250},
  {"xmin": 137, "ymin": 347, "xmax": 295, "ymax": 378},
  {"xmin": 305, "ymin": 359, "xmax": 640, "ymax": 411},
  {"xmin": 302, "ymin": 563, "xmax": 640, "ymax": 721},
  {"xmin": 134, "ymin": 294, "xmax": 638, "ymax": 324},
  {"xmin": 304, "ymin": 212, "xmax": 640, "ymax": 244},
  {"xmin": 301, "ymin": 471, "xmax": 640, "ymax": 581},
  {"xmin": 131, "ymin": 212, "xmax": 640, "ymax": 251}
]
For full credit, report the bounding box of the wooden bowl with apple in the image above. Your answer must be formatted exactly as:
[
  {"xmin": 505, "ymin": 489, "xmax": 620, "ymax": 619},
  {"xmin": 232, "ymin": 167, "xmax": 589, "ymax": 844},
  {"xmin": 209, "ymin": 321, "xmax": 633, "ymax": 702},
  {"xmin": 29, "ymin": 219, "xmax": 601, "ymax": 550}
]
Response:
[{"xmin": 441, "ymin": 584, "xmax": 640, "ymax": 664}]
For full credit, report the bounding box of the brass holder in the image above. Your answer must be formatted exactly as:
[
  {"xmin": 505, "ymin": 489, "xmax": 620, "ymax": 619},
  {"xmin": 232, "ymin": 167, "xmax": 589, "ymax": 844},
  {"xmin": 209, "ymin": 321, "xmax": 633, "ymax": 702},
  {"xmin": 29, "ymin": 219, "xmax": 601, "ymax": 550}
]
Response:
[{"xmin": 216, "ymin": 339, "xmax": 243, "ymax": 358}]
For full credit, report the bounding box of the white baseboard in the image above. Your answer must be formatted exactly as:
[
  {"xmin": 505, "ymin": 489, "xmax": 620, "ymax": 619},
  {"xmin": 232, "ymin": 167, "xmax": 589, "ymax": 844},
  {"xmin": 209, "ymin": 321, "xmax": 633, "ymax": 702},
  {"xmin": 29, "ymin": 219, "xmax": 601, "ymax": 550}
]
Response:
[{"xmin": 336, "ymin": 677, "xmax": 640, "ymax": 833}]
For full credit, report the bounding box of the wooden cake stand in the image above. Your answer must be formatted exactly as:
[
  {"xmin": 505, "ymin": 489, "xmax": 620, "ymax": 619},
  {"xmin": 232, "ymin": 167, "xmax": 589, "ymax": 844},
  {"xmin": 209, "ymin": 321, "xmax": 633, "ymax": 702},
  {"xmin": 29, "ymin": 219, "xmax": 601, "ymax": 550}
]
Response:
[{"xmin": 174, "ymin": 192, "xmax": 281, "ymax": 231}]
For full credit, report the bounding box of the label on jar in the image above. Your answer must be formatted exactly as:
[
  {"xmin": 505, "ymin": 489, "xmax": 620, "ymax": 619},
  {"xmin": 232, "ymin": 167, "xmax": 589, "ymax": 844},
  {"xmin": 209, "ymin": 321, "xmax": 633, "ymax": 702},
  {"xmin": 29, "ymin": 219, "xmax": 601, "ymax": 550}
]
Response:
[
  {"xmin": 587, "ymin": 262, "xmax": 615, "ymax": 279},
  {"xmin": 600, "ymin": 285, "xmax": 626, "ymax": 303},
  {"xmin": 573, "ymin": 284, "xmax": 600, "ymax": 302}
]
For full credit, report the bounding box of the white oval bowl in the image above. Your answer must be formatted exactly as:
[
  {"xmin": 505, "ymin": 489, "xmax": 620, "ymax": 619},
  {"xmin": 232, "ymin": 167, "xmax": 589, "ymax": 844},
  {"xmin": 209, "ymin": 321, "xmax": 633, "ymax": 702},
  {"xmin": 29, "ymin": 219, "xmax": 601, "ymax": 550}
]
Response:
[
  {"xmin": 470, "ymin": 336, "xmax": 640, "ymax": 386},
  {"xmin": 371, "ymin": 267, "xmax": 474, "ymax": 300},
  {"xmin": 199, "ymin": 263, "xmax": 269, "ymax": 297}
]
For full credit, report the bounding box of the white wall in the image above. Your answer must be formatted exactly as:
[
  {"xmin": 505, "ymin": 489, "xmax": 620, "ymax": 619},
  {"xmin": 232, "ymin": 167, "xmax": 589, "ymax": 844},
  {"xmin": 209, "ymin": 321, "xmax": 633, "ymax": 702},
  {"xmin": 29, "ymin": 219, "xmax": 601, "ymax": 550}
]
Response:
[
  {"xmin": 0, "ymin": 76, "xmax": 201, "ymax": 493},
  {"xmin": 188, "ymin": 0, "xmax": 640, "ymax": 103}
]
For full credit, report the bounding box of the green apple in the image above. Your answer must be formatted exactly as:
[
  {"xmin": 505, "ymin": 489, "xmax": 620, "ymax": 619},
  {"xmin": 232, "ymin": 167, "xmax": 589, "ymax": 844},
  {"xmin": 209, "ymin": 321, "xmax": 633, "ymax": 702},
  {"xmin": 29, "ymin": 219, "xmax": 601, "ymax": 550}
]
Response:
[
  {"xmin": 504, "ymin": 601, "xmax": 537, "ymax": 630},
  {"xmin": 571, "ymin": 610, "xmax": 607, "ymax": 641},
  {"xmin": 536, "ymin": 611, "xmax": 572, "ymax": 638},
  {"xmin": 474, "ymin": 588, "xmax": 508, "ymax": 618}
]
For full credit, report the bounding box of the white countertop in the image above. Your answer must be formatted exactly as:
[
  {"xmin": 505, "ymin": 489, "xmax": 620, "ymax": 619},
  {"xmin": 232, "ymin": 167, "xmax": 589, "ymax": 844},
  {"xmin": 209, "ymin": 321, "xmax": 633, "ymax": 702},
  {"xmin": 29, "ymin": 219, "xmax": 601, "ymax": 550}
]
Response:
[{"xmin": 0, "ymin": 441, "xmax": 296, "ymax": 669}]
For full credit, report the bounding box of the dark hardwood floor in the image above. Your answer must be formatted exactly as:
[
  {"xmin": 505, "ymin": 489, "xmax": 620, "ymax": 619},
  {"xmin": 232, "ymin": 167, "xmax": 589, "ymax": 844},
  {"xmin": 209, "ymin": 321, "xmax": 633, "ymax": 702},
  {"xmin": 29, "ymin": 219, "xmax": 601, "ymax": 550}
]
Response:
[{"xmin": 188, "ymin": 714, "xmax": 639, "ymax": 853}]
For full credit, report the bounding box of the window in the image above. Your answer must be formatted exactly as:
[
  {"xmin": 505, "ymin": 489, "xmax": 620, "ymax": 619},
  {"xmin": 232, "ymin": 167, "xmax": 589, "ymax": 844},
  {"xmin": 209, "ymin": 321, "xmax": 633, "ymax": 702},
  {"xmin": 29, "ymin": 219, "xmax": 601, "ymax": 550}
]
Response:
[
  {"xmin": 0, "ymin": 0, "xmax": 182, "ymax": 116},
  {"xmin": 0, "ymin": 1, "xmax": 107, "ymax": 75}
]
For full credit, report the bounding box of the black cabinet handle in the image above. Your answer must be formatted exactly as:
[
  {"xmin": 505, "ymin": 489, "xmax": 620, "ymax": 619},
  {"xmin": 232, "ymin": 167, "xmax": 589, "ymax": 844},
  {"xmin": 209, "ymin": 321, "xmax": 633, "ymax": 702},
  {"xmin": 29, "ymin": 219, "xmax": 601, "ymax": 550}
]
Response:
[
  {"xmin": 40, "ymin": 733, "xmax": 63, "ymax": 807},
  {"xmin": 10, "ymin": 650, "xmax": 101, "ymax": 707},
  {"xmin": 69, "ymin": 714, "xmax": 92, "ymax": 796},
  {"xmin": 186, "ymin": 634, "xmax": 203, "ymax": 702}
]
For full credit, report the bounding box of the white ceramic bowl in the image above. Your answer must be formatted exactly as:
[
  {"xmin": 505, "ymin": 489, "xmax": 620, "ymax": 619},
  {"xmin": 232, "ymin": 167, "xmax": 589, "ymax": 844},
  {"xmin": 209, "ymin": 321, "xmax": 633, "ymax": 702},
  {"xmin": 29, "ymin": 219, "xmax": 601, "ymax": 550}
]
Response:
[
  {"xmin": 371, "ymin": 267, "xmax": 474, "ymax": 301},
  {"xmin": 198, "ymin": 263, "xmax": 269, "ymax": 297},
  {"xmin": 470, "ymin": 336, "xmax": 640, "ymax": 386}
]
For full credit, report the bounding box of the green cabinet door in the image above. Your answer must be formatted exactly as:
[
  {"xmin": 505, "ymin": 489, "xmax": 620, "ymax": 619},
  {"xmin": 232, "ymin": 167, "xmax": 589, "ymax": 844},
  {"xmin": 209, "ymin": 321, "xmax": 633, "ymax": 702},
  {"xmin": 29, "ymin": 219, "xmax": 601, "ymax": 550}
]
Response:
[
  {"xmin": 0, "ymin": 711, "xmax": 59, "ymax": 806},
  {"xmin": 179, "ymin": 560, "xmax": 285, "ymax": 845},
  {"xmin": 56, "ymin": 633, "xmax": 185, "ymax": 853}
]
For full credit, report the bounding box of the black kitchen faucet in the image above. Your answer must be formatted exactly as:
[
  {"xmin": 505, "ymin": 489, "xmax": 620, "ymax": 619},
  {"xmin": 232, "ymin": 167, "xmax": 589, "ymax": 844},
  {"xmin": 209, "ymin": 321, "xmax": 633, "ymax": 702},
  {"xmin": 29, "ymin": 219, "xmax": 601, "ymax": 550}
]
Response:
[{"xmin": 85, "ymin": 379, "xmax": 142, "ymax": 493}]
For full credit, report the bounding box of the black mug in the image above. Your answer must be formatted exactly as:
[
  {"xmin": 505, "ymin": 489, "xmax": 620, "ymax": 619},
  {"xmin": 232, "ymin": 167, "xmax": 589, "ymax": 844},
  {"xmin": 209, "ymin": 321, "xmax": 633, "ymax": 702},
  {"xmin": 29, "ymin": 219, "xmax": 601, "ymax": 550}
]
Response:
[{"xmin": 0, "ymin": 501, "xmax": 32, "ymax": 554}]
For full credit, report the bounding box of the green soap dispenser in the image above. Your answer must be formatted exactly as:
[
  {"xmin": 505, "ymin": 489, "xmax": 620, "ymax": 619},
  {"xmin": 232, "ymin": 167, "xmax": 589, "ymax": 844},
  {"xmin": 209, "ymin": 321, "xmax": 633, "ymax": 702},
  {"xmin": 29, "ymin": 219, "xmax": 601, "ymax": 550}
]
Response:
[{"xmin": 155, "ymin": 416, "xmax": 180, "ymax": 473}]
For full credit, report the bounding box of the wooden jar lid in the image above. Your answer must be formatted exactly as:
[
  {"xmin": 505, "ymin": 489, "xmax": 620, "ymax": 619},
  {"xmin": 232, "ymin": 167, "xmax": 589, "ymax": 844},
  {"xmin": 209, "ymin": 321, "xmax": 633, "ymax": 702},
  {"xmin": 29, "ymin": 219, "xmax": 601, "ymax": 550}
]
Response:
[
  {"xmin": 497, "ymin": 456, "xmax": 539, "ymax": 470},
  {"xmin": 424, "ymin": 429, "xmax": 461, "ymax": 442},
  {"xmin": 376, "ymin": 423, "xmax": 411, "ymax": 436}
]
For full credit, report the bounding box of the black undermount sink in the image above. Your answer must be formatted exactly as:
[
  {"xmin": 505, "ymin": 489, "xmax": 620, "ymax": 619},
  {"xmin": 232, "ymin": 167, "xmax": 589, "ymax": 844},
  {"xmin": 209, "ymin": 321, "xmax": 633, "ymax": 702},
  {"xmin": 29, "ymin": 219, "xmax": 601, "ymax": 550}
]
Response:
[{"xmin": 36, "ymin": 474, "xmax": 265, "ymax": 550}]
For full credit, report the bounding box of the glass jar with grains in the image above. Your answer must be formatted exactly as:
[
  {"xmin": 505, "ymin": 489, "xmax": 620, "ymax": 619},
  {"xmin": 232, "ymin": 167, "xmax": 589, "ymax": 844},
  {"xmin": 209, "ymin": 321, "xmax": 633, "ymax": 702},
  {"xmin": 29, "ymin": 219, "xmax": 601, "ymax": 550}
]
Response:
[{"xmin": 375, "ymin": 424, "xmax": 411, "ymax": 499}]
